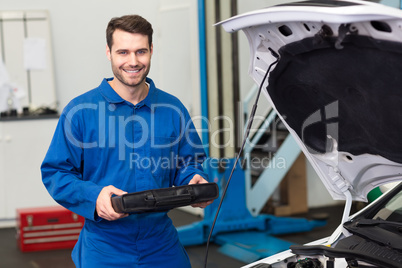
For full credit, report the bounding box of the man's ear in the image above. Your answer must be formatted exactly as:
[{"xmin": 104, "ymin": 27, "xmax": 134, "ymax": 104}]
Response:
[
  {"xmin": 150, "ymin": 43, "xmax": 153, "ymax": 56},
  {"xmin": 106, "ymin": 44, "xmax": 111, "ymax": 61}
]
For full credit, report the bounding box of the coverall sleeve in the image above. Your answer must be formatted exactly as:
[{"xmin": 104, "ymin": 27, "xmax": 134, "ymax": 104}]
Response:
[
  {"xmin": 173, "ymin": 107, "xmax": 209, "ymax": 186},
  {"xmin": 41, "ymin": 111, "xmax": 103, "ymax": 221}
]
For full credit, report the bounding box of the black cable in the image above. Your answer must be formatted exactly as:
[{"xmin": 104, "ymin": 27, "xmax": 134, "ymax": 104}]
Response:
[{"xmin": 203, "ymin": 56, "xmax": 279, "ymax": 268}]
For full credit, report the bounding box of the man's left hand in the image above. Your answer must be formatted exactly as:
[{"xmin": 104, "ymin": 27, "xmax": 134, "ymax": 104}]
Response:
[{"xmin": 188, "ymin": 174, "xmax": 214, "ymax": 209}]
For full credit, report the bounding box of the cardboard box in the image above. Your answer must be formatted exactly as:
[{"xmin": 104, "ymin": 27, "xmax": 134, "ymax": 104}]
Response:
[{"xmin": 274, "ymin": 153, "xmax": 308, "ymax": 216}]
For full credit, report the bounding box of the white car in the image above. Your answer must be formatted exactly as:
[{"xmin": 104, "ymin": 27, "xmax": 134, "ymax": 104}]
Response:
[{"xmin": 218, "ymin": 1, "xmax": 402, "ymax": 267}]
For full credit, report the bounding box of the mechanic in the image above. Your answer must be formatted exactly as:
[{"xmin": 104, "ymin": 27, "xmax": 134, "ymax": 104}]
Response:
[{"xmin": 41, "ymin": 14, "xmax": 211, "ymax": 267}]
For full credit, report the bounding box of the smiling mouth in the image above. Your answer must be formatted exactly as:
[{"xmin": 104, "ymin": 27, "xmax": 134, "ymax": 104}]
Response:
[{"xmin": 124, "ymin": 69, "xmax": 141, "ymax": 74}]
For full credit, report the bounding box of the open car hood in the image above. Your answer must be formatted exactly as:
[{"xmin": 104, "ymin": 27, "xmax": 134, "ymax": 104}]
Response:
[{"xmin": 218, "ymin": 0, "xmax": 402, "ymax": 202}]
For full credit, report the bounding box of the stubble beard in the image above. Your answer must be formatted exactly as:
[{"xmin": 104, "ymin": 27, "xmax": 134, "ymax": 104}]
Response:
[{"xmin": 112, "ymin": 63, "xmax": 151, "ymax": 88}]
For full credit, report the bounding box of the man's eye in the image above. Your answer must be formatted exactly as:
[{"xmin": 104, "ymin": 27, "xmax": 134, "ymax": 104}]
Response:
[
  {"xmin": 137, "ymin": 50, "xmax": 146, "ymax": 55},
  {"xmin": 118, "ymin": 51, "xmax": 127, "ymax": 55}
]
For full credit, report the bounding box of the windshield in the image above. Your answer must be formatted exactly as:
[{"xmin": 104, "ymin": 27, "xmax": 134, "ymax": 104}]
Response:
[
  {"xmin": 372, "ymin": 189, "xmax": 402, "ymax": 222},
  {"xmin": 341, "ymin": 184, "xmax": 402, "ymax": 255}
]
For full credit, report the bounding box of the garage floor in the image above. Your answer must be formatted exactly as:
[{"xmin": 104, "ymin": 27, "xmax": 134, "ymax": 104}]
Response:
[{"xmin": 0, "ymin": 205, "xmax": 349, "ymax": 268}]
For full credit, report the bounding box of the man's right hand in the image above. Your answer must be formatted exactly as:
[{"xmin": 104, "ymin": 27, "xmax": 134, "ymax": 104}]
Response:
[{"xmin": 96, "ymin": 185, "xmax": 128, "ymax": 221}]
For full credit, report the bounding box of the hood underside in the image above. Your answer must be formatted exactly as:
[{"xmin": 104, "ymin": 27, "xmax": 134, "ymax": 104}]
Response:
[{"xmin": 219, "ymin": 0, "xmax": 402, "ymax": 201}]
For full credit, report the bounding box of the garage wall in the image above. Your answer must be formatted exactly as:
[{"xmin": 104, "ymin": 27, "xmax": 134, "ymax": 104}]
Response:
[{"xmin": 0, "ymin": 0, "xmax": 201, "ymax": 119}]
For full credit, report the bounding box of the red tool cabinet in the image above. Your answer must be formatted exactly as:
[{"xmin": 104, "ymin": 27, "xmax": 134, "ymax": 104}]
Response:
[{"xmin": 16, "ymin": 206, "xmax": 85, "ymax": 252}]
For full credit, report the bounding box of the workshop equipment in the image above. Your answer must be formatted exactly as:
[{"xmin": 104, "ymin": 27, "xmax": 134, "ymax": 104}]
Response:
[
  {"xmin": 178, "ymin": 158, "xmax": 325, "ymax": 263},
  {"xmin": 16, "ymin": 206, "xmax": 84, "ymax": 252}
]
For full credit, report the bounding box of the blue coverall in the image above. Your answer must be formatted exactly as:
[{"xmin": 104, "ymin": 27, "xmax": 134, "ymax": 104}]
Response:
[{"xmin": 41, "ymin": 77, "xmax": 208, "ymax": 267}]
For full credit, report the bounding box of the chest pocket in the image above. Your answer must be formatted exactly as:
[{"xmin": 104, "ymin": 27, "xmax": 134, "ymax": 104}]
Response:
[{"xmin": 146, "ymin": 136, "xmax": 178, "ymax": 178}]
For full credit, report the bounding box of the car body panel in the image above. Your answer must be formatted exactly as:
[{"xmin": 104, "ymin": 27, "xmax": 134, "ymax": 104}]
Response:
[
  {"xmin": 218, "ymin": 0, "xmax": 402, "ymax": 202},
  {"xmin": 218, "ymin": 1, "xmax": 402, "ymax": 267}
]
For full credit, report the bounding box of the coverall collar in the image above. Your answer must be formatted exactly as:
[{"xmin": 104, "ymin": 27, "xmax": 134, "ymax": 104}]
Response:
[{"xmin": 99, "ymin": 77, "xmax": 156, "ymax": 108}]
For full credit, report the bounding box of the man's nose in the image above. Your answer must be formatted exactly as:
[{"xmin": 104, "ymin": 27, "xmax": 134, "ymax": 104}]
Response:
[{"xmin": 129, "ymin": 53, "xmax": 138, "ymax": 66}]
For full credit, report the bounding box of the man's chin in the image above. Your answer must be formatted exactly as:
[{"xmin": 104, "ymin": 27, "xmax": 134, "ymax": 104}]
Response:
[{"xmin": 117, "ymin": 76, "xmax": 145, "ymax": 88}]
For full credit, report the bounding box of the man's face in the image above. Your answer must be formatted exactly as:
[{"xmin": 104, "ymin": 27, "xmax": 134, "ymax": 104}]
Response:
[{"xmin": 106, "ymin": 29, "xmax": 153, "ymax": 89}]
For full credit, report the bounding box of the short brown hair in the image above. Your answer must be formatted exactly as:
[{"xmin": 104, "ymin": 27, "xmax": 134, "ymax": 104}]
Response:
[{"xmin": 106, "ymin": 15, "xmax": 153, "ymax": 49}]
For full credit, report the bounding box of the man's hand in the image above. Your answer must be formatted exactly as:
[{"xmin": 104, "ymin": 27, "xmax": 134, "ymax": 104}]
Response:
[
  {"xmin": 96, "ymin": 185, "xmax": 128, "ymax": 221},
  {"xmin": 188, "ymin": 174, "xmax": 214, "ymax": 209}
]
